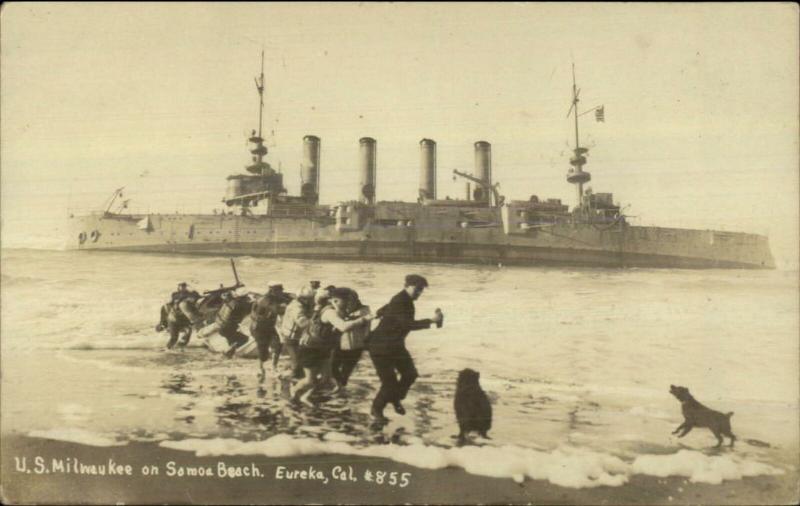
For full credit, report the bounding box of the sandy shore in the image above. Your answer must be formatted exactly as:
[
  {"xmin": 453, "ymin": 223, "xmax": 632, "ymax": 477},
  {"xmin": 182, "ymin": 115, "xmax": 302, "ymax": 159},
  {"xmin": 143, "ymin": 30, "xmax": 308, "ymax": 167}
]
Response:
[{"xmin": 1, "ymin": 434, "xmax": 797, "ymax": 505}]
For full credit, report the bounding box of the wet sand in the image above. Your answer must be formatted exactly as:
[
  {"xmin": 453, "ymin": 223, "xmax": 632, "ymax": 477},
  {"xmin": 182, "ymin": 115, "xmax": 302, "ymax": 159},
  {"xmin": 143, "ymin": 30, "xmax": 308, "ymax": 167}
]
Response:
[{"xmin": 2, "ymin": 435, "xmax": 797, "ymax": 505}]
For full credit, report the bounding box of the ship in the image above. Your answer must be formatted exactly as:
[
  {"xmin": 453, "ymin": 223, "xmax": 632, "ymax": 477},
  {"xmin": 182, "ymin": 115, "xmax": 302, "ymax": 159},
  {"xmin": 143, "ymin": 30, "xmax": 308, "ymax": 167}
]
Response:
[{"xmin": 67, "ymin": 57, "xmax": 775, "ymax": 269}]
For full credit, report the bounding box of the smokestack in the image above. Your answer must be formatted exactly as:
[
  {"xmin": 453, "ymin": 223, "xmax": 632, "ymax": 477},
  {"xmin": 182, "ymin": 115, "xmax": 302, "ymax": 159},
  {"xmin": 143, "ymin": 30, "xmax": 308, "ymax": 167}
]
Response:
[
  {"xmin": 473, "ymin": 141, "xmax": 492, "ymax": 203},
  {"xmin": 301, "ymin": 135, "xmax": 321, "ymax": 204},
  {"xmin": 419, "ymin": 138, "xmax": 436, "ymax": 201},
  {"xmin": 359, "ymin": 137, "xmax": 377, "ymax": 205}
]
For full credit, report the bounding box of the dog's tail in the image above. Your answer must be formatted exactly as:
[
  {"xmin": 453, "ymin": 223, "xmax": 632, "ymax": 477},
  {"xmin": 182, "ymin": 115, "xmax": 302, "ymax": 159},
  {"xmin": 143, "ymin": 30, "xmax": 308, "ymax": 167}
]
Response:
[{"xmin": 726, "ymin": 411, "xmax": 734, "ymax": 418}]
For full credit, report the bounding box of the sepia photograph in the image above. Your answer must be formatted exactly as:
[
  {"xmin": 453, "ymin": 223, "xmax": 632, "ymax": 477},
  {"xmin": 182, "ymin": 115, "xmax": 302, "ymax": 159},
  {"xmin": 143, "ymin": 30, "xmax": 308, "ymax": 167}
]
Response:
[{"xmin": 1, "ymin": 3, "xmax": 798, "ymax": 504}]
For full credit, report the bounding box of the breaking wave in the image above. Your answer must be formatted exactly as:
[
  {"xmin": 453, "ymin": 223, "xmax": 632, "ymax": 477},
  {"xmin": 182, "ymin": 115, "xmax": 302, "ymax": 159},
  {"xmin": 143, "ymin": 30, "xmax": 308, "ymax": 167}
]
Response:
[{"xmin": 28, "ymin": 428, "xmax": 127, "ymax": 448}]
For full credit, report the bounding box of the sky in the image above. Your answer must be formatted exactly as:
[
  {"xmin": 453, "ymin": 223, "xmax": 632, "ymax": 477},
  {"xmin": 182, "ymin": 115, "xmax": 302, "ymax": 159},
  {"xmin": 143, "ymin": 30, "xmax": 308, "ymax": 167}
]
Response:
[{"xmin": 1, "ymin": 3, "xmax": 798, "ymax": 266}]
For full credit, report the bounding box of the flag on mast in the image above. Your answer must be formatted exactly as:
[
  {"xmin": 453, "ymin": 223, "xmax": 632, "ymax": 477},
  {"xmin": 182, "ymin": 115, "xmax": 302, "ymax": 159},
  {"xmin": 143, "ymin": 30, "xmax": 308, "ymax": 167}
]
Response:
[{"xmin": 595, "ymin": 105, "xmax": 605, "ymax": 122}]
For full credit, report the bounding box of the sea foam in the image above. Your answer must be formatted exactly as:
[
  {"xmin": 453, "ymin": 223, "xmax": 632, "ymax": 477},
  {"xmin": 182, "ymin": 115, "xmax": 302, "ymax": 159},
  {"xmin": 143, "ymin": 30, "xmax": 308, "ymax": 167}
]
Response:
[
  {"xmin": 159, "ymin": 435, "xmax": 785, "ymax": 488},
  {"xmin": 631, "ymin": 449, "xmax": 785, "ymax": 485}
]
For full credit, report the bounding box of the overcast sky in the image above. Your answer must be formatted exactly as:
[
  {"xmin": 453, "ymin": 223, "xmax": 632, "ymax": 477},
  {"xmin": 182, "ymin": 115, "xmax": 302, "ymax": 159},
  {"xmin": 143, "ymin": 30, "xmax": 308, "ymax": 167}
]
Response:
[{"xmin": 1, "ymin": 3, "xmax": 797, "ymax": 266}]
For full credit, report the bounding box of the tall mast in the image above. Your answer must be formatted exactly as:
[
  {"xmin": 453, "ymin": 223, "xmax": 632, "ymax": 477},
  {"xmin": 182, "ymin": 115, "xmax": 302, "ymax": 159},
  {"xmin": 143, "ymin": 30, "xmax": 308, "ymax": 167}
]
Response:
[
  {"xmin": 572, "ymin": 63, "xmax": 580, "ymax": 150},
  {"xmin": 246, "ymin": 50, "xmax": 269, "ymax": 175},
  {"xmin": 565, "ymin": 63, "xmax": 591, "ymax": 208},
  {"xmin": 257, "ymin": 50, "xmax": 264, "ymax": 138}
]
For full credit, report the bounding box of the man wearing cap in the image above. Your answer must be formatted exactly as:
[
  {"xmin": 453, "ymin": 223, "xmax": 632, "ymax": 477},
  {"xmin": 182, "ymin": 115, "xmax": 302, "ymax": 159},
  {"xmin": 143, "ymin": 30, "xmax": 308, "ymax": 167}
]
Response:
[
  {"xmin": 216, "ymin": 287, "xmax": 251, "ymax": 358},
  {"xmin": 157, "ymin": 282, "xmax": 190, "ymax": 334},
  {"xmin": 250, "ymin": 291, "xmax": 283, "ymax": 379},
  {"xmin": 265, "ymin": 281, "xmax": 292, "ymax": 304},
  {"xmin": 261, "ymin": 282, "xmax": 292, "ymax": 370},
  {"xmin": 159, "ymin": 282, "xmax": 202, "ymax": 349},
  {"xmin": 171, "ymin": 282, "xmax": 190, "ymax": 304},
  {"xmin": 368, "ymin": 274, "xmax": 444, "ymax": 420},
  {"xmin": 277, "ymin": 284, "xmax": 317, "ymax": 378}
]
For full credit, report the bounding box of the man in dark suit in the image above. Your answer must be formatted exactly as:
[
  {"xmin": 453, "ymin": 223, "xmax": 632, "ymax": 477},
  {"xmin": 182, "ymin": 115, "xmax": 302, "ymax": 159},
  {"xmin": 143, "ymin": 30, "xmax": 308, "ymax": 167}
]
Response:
[{"xmin": 368, "ymin": 274, "xmax": 444, "ymax": 421}]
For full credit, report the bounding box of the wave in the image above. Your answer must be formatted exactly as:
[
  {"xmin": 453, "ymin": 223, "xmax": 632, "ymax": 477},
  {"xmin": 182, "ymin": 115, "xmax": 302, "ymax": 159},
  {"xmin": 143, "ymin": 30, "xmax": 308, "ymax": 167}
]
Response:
[
  {"xmin": 0, "ymin": 242, "xmax": 68, "ymax": 252},
  {"xmin": 0, "ymin": 273, "xmax": 50, "ymax": 286},
  {"xmin": 28, "ymin": 428, "xmax": 127, "ymax": 447},
  {"xmin": 160, "ymin": 435, "xmax": 785, "ymax": 488},
  {"xmin": 62, "ymin": 344, "xmax": 170, "ymax": 351},
  {"xmin": 1, "ymin": 336, "xmax": 174, "ymax": 352}
]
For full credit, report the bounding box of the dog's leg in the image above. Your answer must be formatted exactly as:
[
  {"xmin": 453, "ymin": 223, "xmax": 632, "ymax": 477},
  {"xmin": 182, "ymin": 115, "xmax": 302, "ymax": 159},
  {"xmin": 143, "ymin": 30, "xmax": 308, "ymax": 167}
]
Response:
[
  {"xmin": 725, "ymin": 430, "xmax": 736, "ymax": 447},
  {"xmin": 457, "ymin": 428, "xmax": 467, "ymax": 446},
  {"xmin": 672, "ymin": 422, "xmax": 686, "ymax": 435},
  {"xmin": 479, "ymin": 430, "xmax": 491, "ymax": 439},
  {"xmin": 712, "ymin": 429, "xmax": 724, "ymax": 448},
  {"xmin": 677, "ymin": 425, "xmax": 693, "ymax": 438}
]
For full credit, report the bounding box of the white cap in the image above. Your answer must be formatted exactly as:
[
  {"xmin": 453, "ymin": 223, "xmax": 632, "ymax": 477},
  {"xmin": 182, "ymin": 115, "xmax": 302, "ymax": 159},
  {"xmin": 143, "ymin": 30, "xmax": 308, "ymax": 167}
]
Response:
[
  {"xmin": 314, "ymin": 288, "xmax": 330, "ymax": 304},
  {"xmin": 297, "ymin": 286, "xmax": 315, "ymax": 299},
  {"xmin": 233, "ymin": 286, "xmax": 249, "ymax": 298},
  {"xmin": 266, "ymin": 280, "xmax": 283, "ymax": 288}
]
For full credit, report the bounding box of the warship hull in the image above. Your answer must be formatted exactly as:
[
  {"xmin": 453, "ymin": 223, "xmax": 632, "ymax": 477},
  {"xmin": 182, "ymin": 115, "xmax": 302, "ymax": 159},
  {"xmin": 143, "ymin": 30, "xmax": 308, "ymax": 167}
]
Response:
[
  {"xmin": 66, "ymin": 62, "xmax": 776, "ymax": 270},
  {"xmin": 64, "ymin": 58, "xmax": 780, "ymax": 270},
  {"xmin": 68, "ymin": 211, "xmax": 775, "ymax": 269}
]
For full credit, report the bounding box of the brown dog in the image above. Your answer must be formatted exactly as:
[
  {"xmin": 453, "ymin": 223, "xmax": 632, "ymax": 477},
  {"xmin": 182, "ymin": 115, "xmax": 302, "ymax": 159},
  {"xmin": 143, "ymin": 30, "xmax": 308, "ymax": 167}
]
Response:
[
  {"xmin": 454, "ymin": 368, "xmax": 492, "ymax": 445},
  {"xmin": 669, "ymin": 385, "xmax": 735, "ymax": 447}
]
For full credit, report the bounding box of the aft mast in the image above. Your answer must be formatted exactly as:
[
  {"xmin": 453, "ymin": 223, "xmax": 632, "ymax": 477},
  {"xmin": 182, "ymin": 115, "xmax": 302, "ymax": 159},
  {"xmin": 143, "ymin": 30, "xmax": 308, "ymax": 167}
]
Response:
[{"xmin": 256, "ymin": 50, "xmax": 264, "ymax": 139}]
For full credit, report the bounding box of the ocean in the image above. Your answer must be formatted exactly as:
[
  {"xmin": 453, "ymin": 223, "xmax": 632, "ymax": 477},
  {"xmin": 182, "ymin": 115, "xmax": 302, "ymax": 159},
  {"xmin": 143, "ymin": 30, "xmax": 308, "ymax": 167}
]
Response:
[{"xmin": 1, "ymin": 248, "xmax": 797, "ymax": 488}]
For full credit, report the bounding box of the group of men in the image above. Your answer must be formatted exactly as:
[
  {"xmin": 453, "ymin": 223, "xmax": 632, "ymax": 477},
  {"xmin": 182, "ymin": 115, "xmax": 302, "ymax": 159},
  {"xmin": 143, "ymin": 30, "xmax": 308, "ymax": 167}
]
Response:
[{"xmin": 159, "ymin": 274, "xmax": 444, "ymax": 420}]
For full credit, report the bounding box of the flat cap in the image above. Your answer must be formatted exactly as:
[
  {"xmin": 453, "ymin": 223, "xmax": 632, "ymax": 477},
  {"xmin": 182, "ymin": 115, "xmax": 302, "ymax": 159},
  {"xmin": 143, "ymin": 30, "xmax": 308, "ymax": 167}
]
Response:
[
  {"xmin": 331, "ymin": 287, "xmax": 353, "ymax": 300},
  {"xmin": 404, "ymin": 274, "xmax": 429, "ymax": 288}
]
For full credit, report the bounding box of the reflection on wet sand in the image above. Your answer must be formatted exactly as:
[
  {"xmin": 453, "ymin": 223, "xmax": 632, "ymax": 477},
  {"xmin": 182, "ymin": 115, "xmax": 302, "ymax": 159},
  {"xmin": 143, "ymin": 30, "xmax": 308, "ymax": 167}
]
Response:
[
  {"xmin": 151, "ymin": 356, "xmax": 629, "ymax": 451},
  {"xmin": 46, "ymin": 347, "xmax": 786, "ymax": 475},
  {"xmin": 156, "ymin": 363, "xmax": 414, "ymax": 446}
]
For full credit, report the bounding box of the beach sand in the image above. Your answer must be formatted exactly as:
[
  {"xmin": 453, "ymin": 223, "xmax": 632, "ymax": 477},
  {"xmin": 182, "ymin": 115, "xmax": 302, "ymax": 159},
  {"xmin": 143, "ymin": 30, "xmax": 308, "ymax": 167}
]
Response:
[{"xmin": 2, "ymin": 435, "xmax": 797, "ymax": 505}]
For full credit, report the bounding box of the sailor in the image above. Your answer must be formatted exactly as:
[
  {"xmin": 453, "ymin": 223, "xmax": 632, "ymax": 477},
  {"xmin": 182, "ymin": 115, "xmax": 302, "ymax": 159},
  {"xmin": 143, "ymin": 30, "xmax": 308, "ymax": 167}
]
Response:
[
  {"xmin": 331, "ymin": 288, "xmax": 371, "ymax": 388},
  {"xmin": 367, "ymin": 274, "xmax": 443, "ymax": 421},
  {"xmin": 216, "ymin": 287, "xmax": 251, "ymax": 358},
  {"xmin": 265, "ymin": 281, "xmax": 292, "ymax": 303},
  {"xmin": 260, "ymin": 281, "xmax": 292, "ymax": 373},
  {"xmin": 291, "ymin": 291, "xmax": 333, "ymax": 404},
  {"xmin": 292, "ymin": 288, "xmax": 370, "ymax": 403},
  {"xmin": 159, "ymin": 282, "xmax": 202, "ymax": 349},
  {"xmin": 250, "ymin": 290, "xmax": 284, "ymax": 379},
  {"xmin": 162, "ymin": 302, "xmax": 191, "ymax": 350},
  {"xmin": 314, "ymin": 287, "xmax": 336, "ymax": 390},
  {"xmin": 171, "ymin": 282, "xmax": 200, "ymax": 305},
  {"xmin": 278, "ymin": 285, "xmax": 316, "ymax": 379},
  {"xmin": 171, "ymin": 282, "xmax": 189, "ymax": 302}
]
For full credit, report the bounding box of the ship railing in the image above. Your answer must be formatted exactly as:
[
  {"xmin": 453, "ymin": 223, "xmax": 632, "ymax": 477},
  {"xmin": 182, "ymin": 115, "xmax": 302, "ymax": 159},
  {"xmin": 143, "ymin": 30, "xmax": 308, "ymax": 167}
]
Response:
[
  {"xmin": 68, "ymin": 205, "xmax": 235, "ymax": 217},
  {"xmin": 68, "ymin": 207, "xmax": 144, "ymax": 218},
  {"xmin": 269, "ymin": 207, "xmax": 308, "ymax": 216},
  {"xmin": 268, "ymin": 207, "xmax": 329, "ymax": 219}
]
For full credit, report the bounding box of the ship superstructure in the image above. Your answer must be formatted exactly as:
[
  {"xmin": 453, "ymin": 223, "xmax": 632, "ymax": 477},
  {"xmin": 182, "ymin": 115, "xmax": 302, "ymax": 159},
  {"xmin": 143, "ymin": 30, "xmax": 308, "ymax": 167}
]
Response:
[{"xmin": 68, "ymin": 58, "xmax": 775, "ymax": 269}]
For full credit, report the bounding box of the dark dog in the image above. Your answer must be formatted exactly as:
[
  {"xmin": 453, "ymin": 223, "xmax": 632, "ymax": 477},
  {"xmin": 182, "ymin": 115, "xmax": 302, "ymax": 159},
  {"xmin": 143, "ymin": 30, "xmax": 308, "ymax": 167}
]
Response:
[
  {"xmin": 669, "ymin": 385, "xmax": 735, "ymax": 447},
  {"xmin": 454, "ymin": 368, "xmax": 492, "ymax": 445}
]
